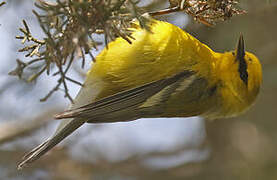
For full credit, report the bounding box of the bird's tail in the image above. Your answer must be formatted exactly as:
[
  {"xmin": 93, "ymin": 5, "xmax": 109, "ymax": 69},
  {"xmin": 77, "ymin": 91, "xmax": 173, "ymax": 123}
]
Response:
[{"xmin": 17, "ymin": 117, "xmax": 85, "ymax": 169}]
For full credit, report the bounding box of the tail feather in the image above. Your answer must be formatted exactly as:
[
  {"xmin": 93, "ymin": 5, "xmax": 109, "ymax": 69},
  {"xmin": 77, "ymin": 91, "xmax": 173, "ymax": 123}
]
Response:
[{"xmin": 17, "ymin": 118, "xmax": 85, "ymax": 169}]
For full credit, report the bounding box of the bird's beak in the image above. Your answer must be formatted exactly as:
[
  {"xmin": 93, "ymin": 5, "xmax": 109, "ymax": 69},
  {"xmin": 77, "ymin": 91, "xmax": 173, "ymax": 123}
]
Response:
[{"xmin": 236, "ymin": 34, "xmax": 245, "ymax": 62}]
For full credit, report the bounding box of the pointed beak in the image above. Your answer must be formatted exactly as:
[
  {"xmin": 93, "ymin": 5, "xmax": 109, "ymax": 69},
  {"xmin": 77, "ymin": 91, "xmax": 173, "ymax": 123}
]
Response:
[{"xmin": 236, "ymin": 34, "xmax": 245, "ymax": 62}]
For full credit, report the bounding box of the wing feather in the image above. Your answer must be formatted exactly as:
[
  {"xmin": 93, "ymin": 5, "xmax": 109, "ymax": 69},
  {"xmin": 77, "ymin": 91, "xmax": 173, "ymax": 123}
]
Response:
[{"xmin": 55, "ymin": 70, "xmax": 194, "ymax": 120}]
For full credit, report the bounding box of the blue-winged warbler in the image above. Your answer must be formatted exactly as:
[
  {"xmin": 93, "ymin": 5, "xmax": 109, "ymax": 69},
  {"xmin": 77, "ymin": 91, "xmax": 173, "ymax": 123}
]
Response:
[{"xmin": 18, "ymin": 17, "xmax": 262, "ymax": 169}]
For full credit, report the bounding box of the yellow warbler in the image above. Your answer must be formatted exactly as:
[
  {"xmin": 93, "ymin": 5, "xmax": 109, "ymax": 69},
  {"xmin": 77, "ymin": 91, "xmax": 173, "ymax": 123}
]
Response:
[{"xmin": 18, "ymin": 18, "xmax": 262, "ymax": 169}]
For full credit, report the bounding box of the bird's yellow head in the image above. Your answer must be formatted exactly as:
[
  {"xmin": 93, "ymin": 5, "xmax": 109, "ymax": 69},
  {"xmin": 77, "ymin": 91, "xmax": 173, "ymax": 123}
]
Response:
[
  {"xmin": 216, "ymin": 35, "xmax": 262, "ymax": 116},
  {"xmin": 234, "ymin": 35, "xmax": 262, "ymax": 103}
]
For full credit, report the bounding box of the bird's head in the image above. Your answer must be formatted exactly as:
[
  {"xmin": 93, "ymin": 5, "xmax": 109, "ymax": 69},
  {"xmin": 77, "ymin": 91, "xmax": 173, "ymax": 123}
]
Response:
[
  {"xmin": 234, "ymin": 35, "xmax": 262, "ymax": 102},
  {"xmin": 216, "ymin": 35, "xmax": 262, "ymax": 116}
]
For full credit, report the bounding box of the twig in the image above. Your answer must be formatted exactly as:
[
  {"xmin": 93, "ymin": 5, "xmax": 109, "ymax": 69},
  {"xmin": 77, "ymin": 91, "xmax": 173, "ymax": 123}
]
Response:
[
  {"xmin": 150, "ymin": 0, "xmax": 246, "ymax": 26},
  {"xmin": 12, "ymin": 0, "xmax": 145, "ymax": 102},
  {"xmin": 0, "ymin": 2, "xmax": 6, "ymax": 7}
]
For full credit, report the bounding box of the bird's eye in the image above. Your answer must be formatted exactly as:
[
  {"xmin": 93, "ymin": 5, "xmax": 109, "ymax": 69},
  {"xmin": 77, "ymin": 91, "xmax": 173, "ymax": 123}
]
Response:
[
  {"xmin": 232, "ymin": 52, "xmax": 235, "ymax": 56},
  {"xmin": 248, "ymin": 58, "xmax": 253, "ymax": 62}
]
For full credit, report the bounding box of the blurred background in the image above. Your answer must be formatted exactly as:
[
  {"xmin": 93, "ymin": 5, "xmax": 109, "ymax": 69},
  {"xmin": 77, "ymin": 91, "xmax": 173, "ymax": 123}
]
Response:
[{"xmin": 0, "ymin": 0, "xmax": 276, "ymax": 179}]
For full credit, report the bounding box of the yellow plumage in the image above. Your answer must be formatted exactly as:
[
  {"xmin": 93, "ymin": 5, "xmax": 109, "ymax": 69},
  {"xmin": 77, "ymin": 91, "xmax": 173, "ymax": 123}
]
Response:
[
  {"xmin": 88, "ymin": 19, "xmax": 261, "ymax": 118},
  {"xmin": 18, "ymin": 18, "xmax": 262, "ymax": 169},
  {"xmin": 92, "ymin": 20, "xmax": 213, "ymax": 92}
]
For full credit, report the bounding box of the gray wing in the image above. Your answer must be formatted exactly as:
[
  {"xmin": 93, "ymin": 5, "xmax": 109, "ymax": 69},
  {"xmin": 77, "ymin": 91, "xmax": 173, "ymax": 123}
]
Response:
[{"xmin": 55, "ymin": 70, "xmax": 194, "ymax": 121}]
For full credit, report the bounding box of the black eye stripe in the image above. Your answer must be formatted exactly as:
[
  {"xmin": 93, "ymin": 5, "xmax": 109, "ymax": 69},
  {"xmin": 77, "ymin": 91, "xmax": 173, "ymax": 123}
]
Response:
[{"xmin": 238, "ymin": 58, "xmax": 248, "ymax": 85}]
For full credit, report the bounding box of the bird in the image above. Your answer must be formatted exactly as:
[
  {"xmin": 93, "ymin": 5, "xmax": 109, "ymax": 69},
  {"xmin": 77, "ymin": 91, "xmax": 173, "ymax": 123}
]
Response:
[{"xmin": 18, "ymin": 17, "xmax": 262, "ymax": 169}]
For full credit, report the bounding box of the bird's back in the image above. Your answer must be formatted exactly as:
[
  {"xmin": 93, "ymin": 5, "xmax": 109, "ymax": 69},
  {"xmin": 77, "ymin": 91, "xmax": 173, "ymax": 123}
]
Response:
[{"xmin": 88, "ymin": 19, "xmax": 215, "ymax": 101}]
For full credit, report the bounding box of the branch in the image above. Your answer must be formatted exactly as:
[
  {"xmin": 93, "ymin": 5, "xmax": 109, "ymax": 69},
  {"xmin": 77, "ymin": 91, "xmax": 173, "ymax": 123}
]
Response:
[
  {"xmin": 0, "ymin": 1, "xmax": 5, "ymax": 7},
  {"xmin": 10, "ymin": 0, "xmax": 145, "ymax": 102},
  {"xmin": 150, "ymin": 0, "xmax": 246, "ymax": 26}
]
